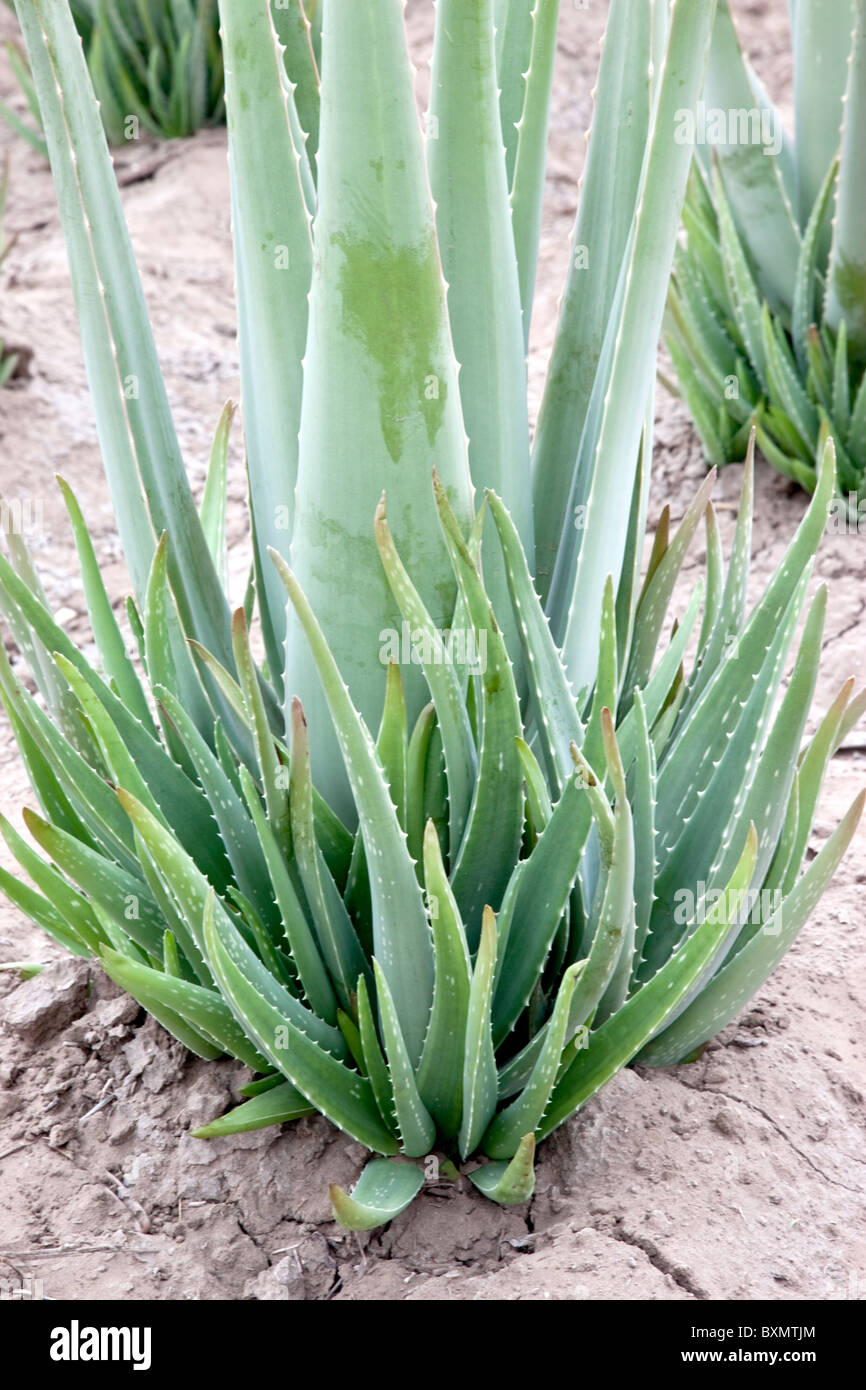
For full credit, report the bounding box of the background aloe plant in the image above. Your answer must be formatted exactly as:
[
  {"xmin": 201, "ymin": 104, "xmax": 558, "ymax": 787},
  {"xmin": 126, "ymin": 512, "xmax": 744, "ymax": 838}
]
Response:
[
  {"xmin": 667, "ymin": 0, "xmax": 866, "ymax": 502},
  {"xmin": 1, "ymin": 0, "xmax": 224, "ymax": 150},
  {"xmin": 0, "ymin": 155, "xmax": 21, "ymax": 384},
  {"xmin": 0, "ymin": 0, "xmax": 861, "ymax": 1228}
]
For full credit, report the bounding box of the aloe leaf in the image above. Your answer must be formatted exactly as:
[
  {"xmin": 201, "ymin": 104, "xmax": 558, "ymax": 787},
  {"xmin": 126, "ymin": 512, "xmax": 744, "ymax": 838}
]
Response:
[
  {"xmin": 629, "ymin": 692, "xmax": 657, "ymax": 983},
  {"xmin": 199, "ymin": 402, "xmax": 233, "ymax": 591},
  {"xmin": 144, "ymin": 538, "xmax": 213, "ymax": 754},
  {"xmin": 193, "ymin": 1081, "xmax": 314, "ymax": 1138},
  {"xmin": 99, "ymin": 944, "xmax": 272, "ymax": 1069},
  {"xmin": 785, "ymin": 679, "xmax": 858, "ymax": 892},
  {"xmin": 791, "ymin": 0, "xmax": 855, "ymax": 234},
  {"xmin": 273, "ymin": 554, "xmax": 434, "ymax": 1067},
  {"xmin": 236, "ymin": 765, "xmax": 337, "ymax": 1025},
  {"xmin": 483, "ymin": 962, "xmax": 580, "ymax": 1159},
  {"xmin": 540, "ymin": 828, "xmax": 759, "ymax": 1138},
  {"xmin": 288, "ymin": 698, "xmax": 370, "ymax": 1012},
  {"xmin": 429, "ymin": 0, "xmax": 533, "ymax": 600},
  {"xmin": 654, "ymin": 440, "xmax": 835, "ymax": 881},
  {"xmin": 704, "ymin": 0, "xmax": 801, "ymax": 315},
  {"xmin": 762, "ymin": 306, "xmax": 819, "ymax": 448},
  {"xmin": 459, "ymin": 907, "xmax": 499, "ymax": 1160},
  {"xmin": 433, "ymin": 481, "xmax": 524, "ymax": 938},
  {"xmin": 375, "ymin": 498, "xmax": 477, "ymax": 856},
  {"xmin": 510, "ymin": 0, "xmax": 560, "ymax": 340},
  {"xmin": 155, "ymin": 686, "xmax": 277, "ymax": 932},
  {"xmin": 555, "ymin": 0, "xmax": 718, "ymax": 693},
  {"xmin": 415, "ymin": 821, "xmax": 472, "ymax": 1137},
  {"xmin": 825, "ymin": 5, "xmax": 866, "ymax": 356},
  {"xmin": 515, "ymin": 737, "xmax": 552, "ymax": 843},
  {"xmin": 203, "ymin": 894, "xmax": 398, "ymax": 1155},
  {"xmin": 622, "ymin": 471, "xmax": 717, "ymax": 701},
  {"xmin": 648, "ymin": 568, "xmax": 812, "ymax": 971},
  {"xmin": 486, "ymin": 489, "xmax": 583, "ymax": 792},
  {"xmin": 792, "ymin": 157, "xmax": 839, "ymax": 374},
  {"xmin": 220, "ymin": 0, "xmax": 312, "ymax": 689},
  {"xmin": 56, "ymin": 476, "xmax": 154, "ymax": 732},
  {"xmin": 232, "ymin": 609, "xmax": 290, "ymax": 852},
  {"xmin": 15, "ymin": 0, "xmax": 232, "ymax": 664},
  {"xmin": 329, "ymin": 1159, "xmax": 424, "ymax": 1231},
  {"xmin": 469, "ymin": 1133, "xmax": 535, "ymax": 1204},
  {"xmin": 270, "ymin": 0, "xmax": 320, "ymax": 171},
  {"xmin": 0, "ymin": 863, "xmax": 87, "ymax": 957},
  {"xmin": 531, "ymin": 0, "xmax": 653, "ymax": 604},
  {"xmin": 286, "ymin": 0, "xmax": 473, "ymax": 817},
  {"xmin": 0, "ymin": 811, "xmax": 105, "ymax": 955},
  {"xmin": 493, "ymin": 0, "xmax": 534, "ymax": 185},
  {"xmin": 406, "ymin": 702, "xmax": 436, "ymax": 871},
  {"xmin": 356, "ymin": 973, "xmax": 397, "ymax": 1133},
  {"xmin": 639, "ymin": 793, "xmax": 864, "ymax": 1066},
  {"xmin": 372, "ymin": 961, "xmax": 436, "ymax": 1158}
]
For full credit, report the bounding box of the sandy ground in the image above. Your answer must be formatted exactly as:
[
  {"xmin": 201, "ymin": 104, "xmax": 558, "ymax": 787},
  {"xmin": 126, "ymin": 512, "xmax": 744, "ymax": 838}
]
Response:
[{"xmin": 0, "ymin": 0, "xmax": 863, "ymax": 1301}]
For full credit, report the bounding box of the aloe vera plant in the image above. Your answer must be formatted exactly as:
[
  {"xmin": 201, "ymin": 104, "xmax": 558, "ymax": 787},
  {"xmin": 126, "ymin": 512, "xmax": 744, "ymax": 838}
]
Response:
[
  {"xmin": 0, "ymin": 0, "xmax": 861, "ymax": 1230},
  {"xmin": 667, "ymin": 0, "xmax": 866, "ymax": 504},
  {"xmin": 1, "ymin": 0, "xmax": 224, "ymax": 148}
]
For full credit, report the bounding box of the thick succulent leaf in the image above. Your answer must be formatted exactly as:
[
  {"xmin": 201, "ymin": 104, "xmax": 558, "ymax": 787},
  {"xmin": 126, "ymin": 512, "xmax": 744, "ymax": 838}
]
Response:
[
  {"xmin": 220, "ymin": 0, "xmax": 312, "ymax": 686},
  {"xmin": 56, "ymin": 476, "xmax": 154, "ymax": 732},
  {"xmin": 486, "ymin": 489, "xmax": 583, "ymax": 792},
  {"xmin": 237, "ymin": 765, "xmax": 337, "ymax": 1025},
  {"xmin": 493, "ymin": 0, "xmax": 534, "ymax": 186},
  {"xmin": 198, "ymin": 402, "xmax": 232, "ymax": 591},
  {"xmin": 0, "ymin": 862, "xmax": 88, "ymax": 957},
  {"xmin": 703, "ymin": 0, "xmax": 801, "ymax": 315},
  {"xmin": 14, "ymin": 0, "xmax": 232, "ymax": 665},
  {"xmin": 155, "ymin": 686, "xmax": 277, "ymax": 932},
  {"xmin": 203, "ymin": 894, "xmax": 398, "ymax": 1155},
  {"xmin": 0, "ymin": 811, "xmax": 105, "ymax": 955},
  {"xmin": 459, "ymin": 908, "xmax": 499, "ymax": 1160},
  {"xmin": 269, "ymin": 0, "xmax": 320, "ymax": 171},
  {"xmin": 638, "ymin": 794, "xmax": 864, "ymax": 1065},
  {"xmin": 510, "ymin": 0, "xmax": 561, "ymax": 340},
  {"xmin": 629, "ymin": 692, "xmax": 657, "ymax": 983},
  {"xmin": 483, "ymin": 962, "xmax": 581, "ymax": 1159},
  {"xmin": 469, "ymin": 1133, "xmax": 535, "ymax": 1204},
  {"xmin": 372, "ymin": 961, "xmax": 436, "ymax": 1158},
  {"xmin": 375, "ymin": 498, "xmax": 477, "ymax": 856},
  {"xmin": 531, "ymin": 0, "xmax": 653, "ymax": 605},
  {"xmin": 232, "ymin": 609, "xmax": 290, "ymax": 853},
  {"xmin": 273, "ymin": 555, "xmax": 434, "ymax": 1067},
  {"xmin": 329, "ymin": 1159, "xmax": 424, "ymax": 1231},
  {"xmin": 192, "ymin": 1081, "xmax": 315, "ymax": 1138},
  {"xmin": 429, "ymin": 0, "xmax": 533, "ymax": 608},
  {"xmin": 825, "ymin": 4, "xmax": 866, "ymax": 357},
  {"xmin": 415, "ymin": 822, "xmax": 472, "ymax": 1138},
  {"xmin": 792, "ymin": 157, "xmax": 839, "ymax": 374},
  {"xmin": 622, "ymin": 471, "xmax": 716, "ymax": 702},
  {"xmin": 791, "ymin": 0, "xmax": 855, "ymax": 234},
  {"xmin": 99, "ymin": 945, "xmax": 269, "ymax": 1070},
  {"xmin": 555, "ymin": 0, "xmax": 718, "ymax": 693},
  {"xmin": 654, "ymin": 440, "xmax": 835, "ymax": 882},
  {"xmin": 647, "ymin": 570, "xmax": 812, "ymax": 972},
  {"xmin": 539, "ymin": 828, "xmax": 760, "ymax": 1139},
  {"xmin": 434, "ymin": 481, "xmax": 524, "ymax": 940},
  {"xmin": 286, "ymin": 0, "xmax": 473, "ymax": 817},
  {"xmin": 356, "ymin": 973, "xmax": 398, "ymax": 1134}
]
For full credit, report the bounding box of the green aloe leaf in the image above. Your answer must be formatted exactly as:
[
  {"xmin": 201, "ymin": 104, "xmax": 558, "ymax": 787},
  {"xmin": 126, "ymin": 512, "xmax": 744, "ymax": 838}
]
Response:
[
  {"xmin": 639, "ymin": 793, "xmax": 864, "ymax": 1065},
  {"xmin": 415, "ymin": 821, "xmax": 472, "ymax": 1138},
  {"xmin": 203, "ymin": 893, "xmax": 398, "ymax": 1155},
  {"xmin": 329, "ymin": 1158, "xmax": 424, "ymax": 1231},
  {"xmin": 192, "ymin": 1081, "xmax": 315, "ymax": 1139},
  {"xmin": 273, "ymin": 554, "xmax": 434, "ymax": 1067},
  {"xmin": 469, "ymin": 1133, "xmax": 536, "ymax": 1205},
  {"xmin": 372, "ymin": 960, "xmax": 436, "ymax": 1158},
  {"xmin": 459, "ymin": 907, "xmax": 499, "ymax": 1160},
  {"xmin": 540, "ymin": 827, "xmax": 760, "ymax": 1138},
  {"xmin": 285, "ymin": 0, "xmax": 473, "ymax": 817}
]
